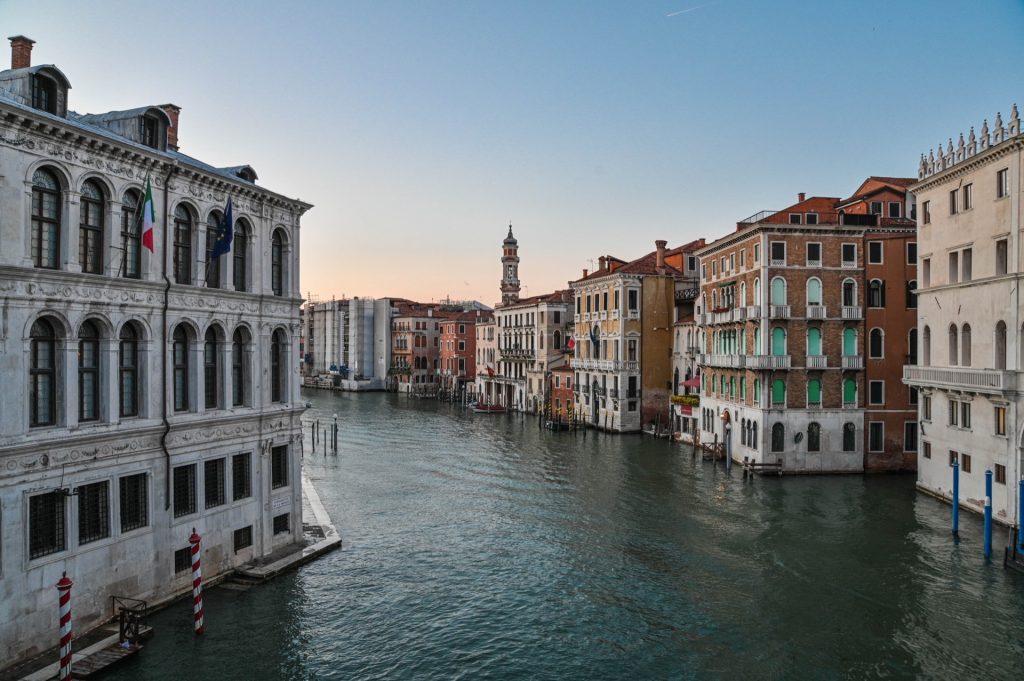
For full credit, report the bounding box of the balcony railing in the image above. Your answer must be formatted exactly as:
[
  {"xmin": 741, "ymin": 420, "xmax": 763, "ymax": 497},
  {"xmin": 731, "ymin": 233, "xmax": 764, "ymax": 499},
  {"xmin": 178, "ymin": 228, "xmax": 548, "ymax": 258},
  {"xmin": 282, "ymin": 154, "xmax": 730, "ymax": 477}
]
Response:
[
  {"xmin": 841, "ymin": 355, "xmax": 864, "ymax": 370},
  {"xmin": 770, "ymin": 305, "xmax": 791, "ymax": 318},
  {"xmin": 806, "ymin": 355, "xmax": 828, "ymax": 369},
  {"xmin": 903, "ymin": 365, "xmax": 1015, "ymax": 394},
  {"xmin": 732, "ymin": 307, "xmax": 747, "ymax": 322},
  {"xmin": 746, "ymin": 305, "xmax": 761, "ymax": 319},
  {"xmin": 609, "ymin": 388, "xmax": 619, "ymax": 398},
  {"xmin": 600, "ymin": 311, "xmax": 608, "ymax": 320},
  {"xmin": 841, "ymin": 306, "xmax": 862, "ymax": 320},
  {"xmin": 627, "ymin": 309, "xmax": 640, "ymax": 320},
  {"xmin": 611, "ymin": 310, "xmax": 620, "ymax": 320},
  {"xmin": 806, "ymin": 305, "xmax": 826, "ymax": 319},
  {"xmin": 747, "ymin": 355, "xmax": 791, "ymax": 370},
  {"xmin": 701, "ymin": 354, "xmax": 746, "ymax": 368},
  {"xmin": 695, "ymin": 313, "xmax": 709, "ymax": 326}
]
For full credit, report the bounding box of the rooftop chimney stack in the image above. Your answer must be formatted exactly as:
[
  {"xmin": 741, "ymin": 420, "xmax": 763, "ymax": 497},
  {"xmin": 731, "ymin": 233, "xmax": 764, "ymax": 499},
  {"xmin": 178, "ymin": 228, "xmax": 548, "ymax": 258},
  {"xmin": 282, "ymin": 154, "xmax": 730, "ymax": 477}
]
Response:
[
  {"xmin": 9, "ymin": 35, "xmax": 34, "ymax": 70},
  {"xmin": 160, "ymin": 104, "xmax": 181, "ymax": 151},
  {"xmin": 598, "ymin": 256, "xmax": 607, "ymax": 271},
  {"xmin": 798, "ymin": 192, "xmax": 806, "ymax": 202},
  {"xmin": 582, "ymin": 268, "xmax": 588, "ymax": 278},
  {"xmin": 655, "ymin": 240, "xmax": 667, "ymax": 271}
]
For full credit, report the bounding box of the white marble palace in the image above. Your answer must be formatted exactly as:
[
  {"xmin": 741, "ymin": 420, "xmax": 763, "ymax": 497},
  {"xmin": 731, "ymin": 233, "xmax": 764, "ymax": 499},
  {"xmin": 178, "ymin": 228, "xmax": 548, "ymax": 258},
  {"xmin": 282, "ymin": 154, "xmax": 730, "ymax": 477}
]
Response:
[{"xmin": 0, "ymin": 36, "xmax": 311, "ymax": 666}]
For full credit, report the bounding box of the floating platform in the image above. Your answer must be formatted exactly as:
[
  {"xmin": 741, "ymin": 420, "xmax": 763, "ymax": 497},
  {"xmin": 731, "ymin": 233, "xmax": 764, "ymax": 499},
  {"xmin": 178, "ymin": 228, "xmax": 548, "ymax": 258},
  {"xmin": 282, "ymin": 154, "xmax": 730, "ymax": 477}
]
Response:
[{"xmin": 1005, "ymin": 545, "xmax": 1024, "ymax": 574}]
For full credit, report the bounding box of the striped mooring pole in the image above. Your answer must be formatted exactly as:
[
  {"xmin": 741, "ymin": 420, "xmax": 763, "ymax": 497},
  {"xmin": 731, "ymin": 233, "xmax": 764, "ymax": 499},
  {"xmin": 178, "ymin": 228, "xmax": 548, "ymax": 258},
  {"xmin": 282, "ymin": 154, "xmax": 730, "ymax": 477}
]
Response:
[
  {"xmin": 189, "ymin": 528, "xmax": 205, "ymax": 635},
  {"xmin": 56, "ymin": 572, "xmax": 73, "ymax": 680}
]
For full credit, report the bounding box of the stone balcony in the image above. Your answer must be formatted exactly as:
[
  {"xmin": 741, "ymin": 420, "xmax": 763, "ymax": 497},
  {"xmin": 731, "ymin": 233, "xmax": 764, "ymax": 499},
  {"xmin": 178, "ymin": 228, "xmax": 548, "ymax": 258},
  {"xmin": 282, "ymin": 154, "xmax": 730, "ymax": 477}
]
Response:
[
  {"xmin": 806, "ymin": 305, "xmax": 826, "ymax": 320},
  {"xmin": 747, "ymin": 355, "xmax": 791, "ymax": 370},
  {"xmin": 770, "ymin": 305, "xmax": 791, "ymax": 318},
  {"xmin": 700, "ymin": 354, "xmax": 746, "ymax": 368},
  {"xmin": 903, "ymin": 365, "xmax": 1016, "ymax": 395},
  {"xmin": 841, "ymin": 356, "xmax": 864, "ymax": 370},
  {"xmin": 806, "ymin": 355, "xmax": 828, "ymax": 369},
  {"xmin": 841, "ymin": 306, "xmax": 862, "ymax": 320}
]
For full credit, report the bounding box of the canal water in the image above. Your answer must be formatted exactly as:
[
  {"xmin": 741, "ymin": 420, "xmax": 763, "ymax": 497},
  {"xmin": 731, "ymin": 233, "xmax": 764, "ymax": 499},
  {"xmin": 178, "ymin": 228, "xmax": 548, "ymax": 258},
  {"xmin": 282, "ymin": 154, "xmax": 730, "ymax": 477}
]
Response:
[{"xmin": 108, "ymin": 391, "xmax": 1022, "ymax": 680}]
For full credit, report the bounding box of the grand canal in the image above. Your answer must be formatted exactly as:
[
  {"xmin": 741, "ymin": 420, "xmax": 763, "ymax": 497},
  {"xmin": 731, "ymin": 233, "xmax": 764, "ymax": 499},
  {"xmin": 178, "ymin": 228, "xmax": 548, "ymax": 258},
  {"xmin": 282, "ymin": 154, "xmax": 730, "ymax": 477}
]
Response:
[{"xmin": 108, "ymin": 391, "xmax": 1022, "ymax": 680}]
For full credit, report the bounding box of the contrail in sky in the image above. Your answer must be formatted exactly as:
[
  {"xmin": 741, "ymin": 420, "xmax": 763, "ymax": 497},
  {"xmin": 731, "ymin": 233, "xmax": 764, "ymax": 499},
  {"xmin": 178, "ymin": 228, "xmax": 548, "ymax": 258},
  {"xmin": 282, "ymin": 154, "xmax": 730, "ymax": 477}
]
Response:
[{"xmin": 666, "ymin": 1, "xmax": 718, "ymax": 17}]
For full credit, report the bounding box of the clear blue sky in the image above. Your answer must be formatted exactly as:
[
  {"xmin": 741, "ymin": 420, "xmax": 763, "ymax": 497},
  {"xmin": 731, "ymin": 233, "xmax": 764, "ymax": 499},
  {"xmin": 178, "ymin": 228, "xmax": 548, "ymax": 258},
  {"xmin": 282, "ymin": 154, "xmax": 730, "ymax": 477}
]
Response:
[{"xmin": 2, "ymin": 0, "xmax": 1022, "ymax": 305}]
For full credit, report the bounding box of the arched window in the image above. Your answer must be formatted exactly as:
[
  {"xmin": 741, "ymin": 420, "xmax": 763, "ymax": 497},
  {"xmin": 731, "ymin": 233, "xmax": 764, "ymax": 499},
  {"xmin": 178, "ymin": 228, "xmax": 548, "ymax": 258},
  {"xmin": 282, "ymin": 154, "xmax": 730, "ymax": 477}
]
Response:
[
  {"xmin": 771, "ymin": 423, "xmax": 785, "ymax": 452},
  {"xmin": 771, "ymin": 327, "xmax": 786, "ymax": 356},
  {"xmin": 30, "ymin": 318, "xmax": 58, "ymax": 426},
  {"xmin": 842, "ymin": 328, "xmax": 857, "ymax": 356},
  {"xmin": 204, "ymin": 327, "xmax": 219, "ymax": 410},
  {"xmin": 78, "ymin": 320, "xmax": 100, "ymax": 422},
  {"xmin": 120, "ymin": 189, "xmax": 142, "ymax": 279},
  {"xmin": 961, "ymin": 324, "xmax": 971, "ymax": 366},
  {"xmin": 119, "ymin": 323, "xmax": 139, "ymax": 418},
  {"xmin": 906, "ymin": 280, "xmax": 917, "ymax": 309},
  {"xmin": 31, "ymin": 168, "xmax": 61, "ymax": 269},
  {"xmin": 868, "ymin": 279, "xmax": 885, "ymax": 308},
  {"xmin": 843, "ymin": 379, "xmax": 857, "ymax": 406},
  {"xmin": 948, "ymin": 324, "xmax": 959, "ymax": 366},
  {"xmin": 771, "ymin": 379, "xmax": 786, "ymax": 405},
  {"xmin": 995, "ymin": 321, "xmax": 1007, "ymax": 370},
  {"xmin": 173, "ymin": 325, "xmax": 190, "ymax": 412},
  {"xmin": 842, "ymin": 279, "xmax": 857, "ymax": 307},
  {"xmin": 673, "ymin": 368, "xmax": 679, "ymax": 396},
  {"xmin": 922, "ymin": 325, "xmax": 931, "ymax": 366},
  {"xmin": 807, "ymin": 378, "xmax": 821, "ymax": 406},
  {"xmin": 869, "ymin": 328, "xmax": 884, "ymax": 359},
  {"xmin": 806, "ymin": 277, "xmax": 822, "ymax": 306},
  {"xmin": 807, "ymin": 422, "xmax": 821, "ymax": 452},
  {"xmin": 908, "ymin": 328, "xmax": 918, "ymax": 366},
  {"xmin": 271, "ymin": 230, "xmax": 285, "ymax": 297},
  {"xmin": 750, "ymin": 421, "xmax": 758, "ymax": 449},
  {"xmin": 807, "ymin": 327, "xmax": 822, "ymax": 356},
  {"xmin": 770, "ymin": 277, "xmax": 787, "ymax": 306},
  {"xmin": 233, "ymin": 219, "xmax": 249, "ymax": 292},
  {"xmin": 741, "ymin": 418, "xmax": 747, "ymax": 446},
  {"xmin": 271, "ymin": 329, "xmax": 285, "ymax": 402},
  {"xmin": 205, "ymin": 211, "xmax": 223, "ymax": 289},
  {"xmin": 842, "ymin": 422, "xmax": 856, "ymax": 452},
  {"xmin": 553, "ymin": 330, "xmax": 562, "ymax": 350},
  {"xmin": 173, "ymin": 205, "xmax": 192, "ymax": 285},
  {"xmin": 753, "ymin": 327, "xmax": 761, "ymax": 355},
  {"xmin": 753, "ymin": 278, "xmax": 761, "ymax": 306},
  {"xmin": 711, "ymin": 289, "xmax": 718, "ymax": 310},
  {"xmin": 739, "ymin": 281, "xmax": 747, "ymax": 307},
  {"xmin": 79, "ymin": 180, "xmax": 104, "ymax": 275}
]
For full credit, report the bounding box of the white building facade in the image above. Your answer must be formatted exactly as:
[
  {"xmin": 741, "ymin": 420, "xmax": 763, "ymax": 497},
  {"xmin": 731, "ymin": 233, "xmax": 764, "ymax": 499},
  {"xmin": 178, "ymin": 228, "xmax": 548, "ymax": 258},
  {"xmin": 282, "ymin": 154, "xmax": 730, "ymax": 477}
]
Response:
[
  {"xmin": 906, "ymin": 105, "xmax": 1023, "ymax": 526},
  {"xmin": 0, "ymin": 37, "xmax": 310, "ymax": 666}
]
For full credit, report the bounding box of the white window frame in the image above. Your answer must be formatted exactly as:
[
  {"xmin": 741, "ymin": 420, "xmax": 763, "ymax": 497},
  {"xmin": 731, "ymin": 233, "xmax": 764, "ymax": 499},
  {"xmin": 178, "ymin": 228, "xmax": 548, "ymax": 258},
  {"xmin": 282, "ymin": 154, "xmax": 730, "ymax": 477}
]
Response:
[
  {"xmin": 868, "ymin": 421, "xmax": 884, "ymax": 452},
  {"xmin": 868, "ymin": 240, "xmax": 884, "ymax": 265},
  {"xmin": 806, "ymin": 242, "xmax": 822, "ymax": 266},
  {"xmin": 841, "ymin": 243, "xmax": 857, "ymax": 268},
  {"xmin": 868, "ymin": 379, "xmax": 885, "ymax": 405}
]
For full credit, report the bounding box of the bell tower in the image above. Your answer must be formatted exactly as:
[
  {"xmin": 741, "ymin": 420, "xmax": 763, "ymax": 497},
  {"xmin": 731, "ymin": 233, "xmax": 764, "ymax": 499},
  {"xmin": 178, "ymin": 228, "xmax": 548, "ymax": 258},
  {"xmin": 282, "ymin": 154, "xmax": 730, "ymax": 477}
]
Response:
[{"xmin": 500, "ymin": 223, "xmax": 520, "ymax": 305}]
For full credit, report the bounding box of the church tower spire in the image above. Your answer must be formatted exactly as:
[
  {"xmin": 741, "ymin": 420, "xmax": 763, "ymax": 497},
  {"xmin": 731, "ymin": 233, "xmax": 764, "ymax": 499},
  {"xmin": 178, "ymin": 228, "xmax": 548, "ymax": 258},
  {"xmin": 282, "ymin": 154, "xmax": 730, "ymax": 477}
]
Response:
[{"xmin": 500, "ymin": 223, "xmax": 520, "ymax": 305}]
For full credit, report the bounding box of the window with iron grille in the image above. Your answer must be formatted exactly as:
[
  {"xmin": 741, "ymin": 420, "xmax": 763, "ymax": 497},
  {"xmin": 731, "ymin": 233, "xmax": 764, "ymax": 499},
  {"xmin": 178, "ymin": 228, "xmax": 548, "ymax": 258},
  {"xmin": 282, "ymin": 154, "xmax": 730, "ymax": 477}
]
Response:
[
  {"xmin": 119, "ymin": 473, "xmax": 148, "ymax": 532},
  {"xmin": 173, "ymin": 464, "xmax": 197, "ymax": 517},
  {"xmin": 29, "ymin": 492, "xmax": 65, "ymax": 559},
  {"xmin": 204, "ymin": 458, "xmax": 226, "ymax": 508},
  {"xmin": 234, "ymin": 526, "xmax": 253, "ymax": 552},
  {"xmin": 271, "ymin": 446, "xmax": 288, "ymax": 489},
  {"xmin": 995, "ymin": 463, "xmax": 1006, "ymax": 484},
  {"xmin": 78, "ymin": 481, "xmax": 110, "ymax": 545},
  {"xmin": 273, "ymin": 513, "xmax": 290, "ymax": 535},
  {"xmin": 868, "ymin": 422, "xmax": 884, "ymax": 452},
  {"xmin": 174, "ymin": 547, "xmax": 191, "ymax": 573},
  {"xmin": 233, "ymin": 453, "xmax": 252, "ymax": 501}
]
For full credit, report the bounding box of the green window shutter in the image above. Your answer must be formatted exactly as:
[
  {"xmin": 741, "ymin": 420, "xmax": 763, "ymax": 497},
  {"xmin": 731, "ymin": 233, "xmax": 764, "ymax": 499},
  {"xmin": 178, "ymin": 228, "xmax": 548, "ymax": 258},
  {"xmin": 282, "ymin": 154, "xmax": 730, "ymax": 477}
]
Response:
[
  {"xmin": 772, "ymin": 327, "xmax": 786, "ymax": 356},
  {"xmin": 772, "ymin": 379, "xmax": 786, "ymax": 405},
  {"xmin": 808, "ymin": 328, "xmax": 822, "ymax": 355},
  {"xmin": 843, "ymin": 328, "xmax": 856, "ymax": 356},
  {"xmin": 843, "ymin": 379, "xmax": 856, "ymax": 404},
  {"xmin": 808, "ymin": 378, "xmax": 821, "ymax": 404}
]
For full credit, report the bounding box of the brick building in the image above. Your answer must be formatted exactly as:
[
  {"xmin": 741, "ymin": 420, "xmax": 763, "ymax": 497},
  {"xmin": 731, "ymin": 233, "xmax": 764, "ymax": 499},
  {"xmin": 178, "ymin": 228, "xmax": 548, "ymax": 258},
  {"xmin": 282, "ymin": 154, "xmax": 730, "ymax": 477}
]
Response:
[
  {"xmin": 439, "ymin": 311, "xmax": 479, "ymax": 396},
  {"xmin": 550, "ymin": 364, "xmax": 575, "ymax": 421},
  {"xmin": 695, "ymin": 178, "xmax": 917, "ymax": 472},
  {"xmin": 389, "ymin": 300, "xmax": 441, "ymax": 394}
]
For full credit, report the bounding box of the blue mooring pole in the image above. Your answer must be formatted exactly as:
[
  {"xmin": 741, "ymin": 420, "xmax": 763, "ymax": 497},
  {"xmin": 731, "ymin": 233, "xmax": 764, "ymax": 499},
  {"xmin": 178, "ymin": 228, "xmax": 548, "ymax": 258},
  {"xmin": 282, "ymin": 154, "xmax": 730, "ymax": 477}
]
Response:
[
  {"xmin": 952, "ymin": 460, "xmax": 960, "ymax": 537},
  {"xmin": 1018, "ymin": 478, "xmax": 1024, "ymax": 552},
  {"xmin": 983, "ymin": 470, "xmax": 993, "ymax": 560}
]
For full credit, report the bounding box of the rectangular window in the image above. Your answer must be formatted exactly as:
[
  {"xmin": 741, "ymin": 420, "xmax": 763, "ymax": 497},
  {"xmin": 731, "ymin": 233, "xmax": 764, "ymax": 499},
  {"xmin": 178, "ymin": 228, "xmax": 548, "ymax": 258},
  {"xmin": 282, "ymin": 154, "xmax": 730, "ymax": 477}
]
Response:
[
  {"xmin": 806, "ymin": 242, "xmax": 821, "ymax": 266},
  {"xmin": 627, "ymin": 289, "xmax": 639, "ymax": 311},
  {"xmin": 922, "ymin": 200, "xmax": 931, "ymax": 225},
  {"xmin": 961, "ymin": 453, "xmax": 972, "ymax": 473},
  {"xmin": 869, "ymin": 380, "xmax": 884, "ymax": 405},
  {"xmin": 997, "ymin": 168, "xmax": 1009, "ymax": 198},
  {"xmin": 962, "ymin": 183, "xmax": 973, "ymax": 210},
  {"xmin": 995, "ymin": 406, "xmax": 1007, "ymax": 436},
  {"xmin": 868, "ymin": 241, "xmax": 883, "ymax": 264},
  {"xmin": 868, "ymin": 422, "xmax": 884, "ymax": 452},
  {"xmin": 996, "ymin": 239, "xmax": 1008, "ymax": 276},
  {"xmin": 962, "ymin": 248, "xmax": 972, "ymax": 281},
  {"xmin": 273, "ymin": 513, "xmax": 290, "ymax": 535},
  {"xmin": 805, "ymin": 213, "xmax": 818, "ymax": 225},
  {"xmin": 234, "ymin": 526, "xmax": 253, "ymax": 552},
  {"xmin": 789, "ymin": 213, "xmax": 801, "ymax": 225},
  {"xmin": 907, "ymin": 242, "xmax": 917, "ymax": 265},
  {"xmin": 173, "ymin": 464, "xmax": 197, "ymax": 518},
  {"xmin": 922, "ymin": 258, "xmax": 930, "ymax": 287},
  {"xmin": 870, "ymin": 201, "xmax": 882, "ymax": 215},
  {"xmin": 204, "ymin": 458, "xmax": 226, "ymax": 508},
  {"xmin": 687, "ymin": 255, "xmax": 697, "ymax": 271},
  {"xmin": 888, "ymin": 202, "xmax": 902, "ymax": 218},
  {"xmin": 77, "ymin": 481, "xmax": 110, "ymax": 545},
  {"xmin": 738, "ymin": 250, "xmax": 745, "ymax": 269},
  {"xmin": 770, "ymin": 241, "xmax": 786, "ymax": 264},
  {"xmin": 720, "ymin": 256, "xmax": 726, "ymax": 273},
  {"xmin": 753, "ymin": 243, "xmax": 760, "ymax": 263},
  {"xmin": 711, "ymin": 261, "xmax": 717, "ymax": 276},
  {"xmin": 841, "ymin": 243, "xmax": 856, "ymax": 266},
  {"xmin": 923, "ymin": 441, "xmax": 931, "ymax": 459},
  {"xmin": 119, "ymin": 473, "xmax": 148, "ymax": 533},
  {"xmin": 949, "ymin": 189, "xmax": 958, "ymax": 215},
  {"xmin": 948, "ymin": 450, "xmax": 958, "ymax": 467},
  {"xmin": 174, "ymin": 547, "xmax": 191, "ymax": 573},
  {"xmin": 233, "ymin": 450, "xmax": 250, "ymax": 499},
  {"xmin": 903, "ymin": 422, "xmax": 917, "ymax": 453},
  {"xmin": 923, "ymin": 395, "xmax": 931, "ymax": 421},
  {"xmin": 949, "ymin": 399, "xmax": 959, "ymax": 427},
  {"xmin": 271, "ymin": 445, "xmax": 288, "ymax": 489},
  {"xmin": 729, "ymin": 254, "xmax": 735, "ymax": 271},
  {"xmin": 961, "ymin": 401, "xmax": 971, "ymax": 429},
  {"xmin": 995, "ymin": 463, "xmax": 1006, "ymax": 484},
  {"xmin": 627, "ymin": 375, "xmax": 638, "ymax": 399},
  {"xmin": 700, "ymin": 264, "xmax": 706, "ymax": 281},
  {"xmin": 948, "ymin": 252, "xmax": 959, "ymax": 284},
  {"xmin": 29, "ymin": 492, "xmax": 65, "ymax": 559},
  {"xmin": 910, "ymin": 387, "xmax": 918, "ymax": 405}
]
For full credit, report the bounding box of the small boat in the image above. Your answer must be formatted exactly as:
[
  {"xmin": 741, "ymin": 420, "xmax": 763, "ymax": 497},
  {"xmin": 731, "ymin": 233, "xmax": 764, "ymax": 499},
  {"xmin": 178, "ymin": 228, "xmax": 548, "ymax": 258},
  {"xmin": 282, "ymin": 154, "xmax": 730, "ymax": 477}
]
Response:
[{"xmin": 472, "ymin": 403, "xmax": 506, "ymax": 414}]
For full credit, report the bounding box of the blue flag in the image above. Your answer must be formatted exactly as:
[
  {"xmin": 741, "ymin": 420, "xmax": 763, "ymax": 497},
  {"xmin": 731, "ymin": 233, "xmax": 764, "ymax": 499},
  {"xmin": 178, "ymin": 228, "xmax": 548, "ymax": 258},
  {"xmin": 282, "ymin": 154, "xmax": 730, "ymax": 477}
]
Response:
[
  {"xmin": 589, "ymin": 328, "xmax": 599, "ymax": 348},
  {"xmin": 210, "ymin": 198, "xmax": 234, "ymax": 259}
]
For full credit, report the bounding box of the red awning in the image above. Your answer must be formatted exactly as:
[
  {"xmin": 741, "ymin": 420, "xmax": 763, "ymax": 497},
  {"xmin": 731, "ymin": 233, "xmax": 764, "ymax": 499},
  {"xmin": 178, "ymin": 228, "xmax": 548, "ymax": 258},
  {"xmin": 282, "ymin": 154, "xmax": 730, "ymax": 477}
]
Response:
[{"xmin": 681, "ymin": 377, "xmax": 701, "ymax": 388}]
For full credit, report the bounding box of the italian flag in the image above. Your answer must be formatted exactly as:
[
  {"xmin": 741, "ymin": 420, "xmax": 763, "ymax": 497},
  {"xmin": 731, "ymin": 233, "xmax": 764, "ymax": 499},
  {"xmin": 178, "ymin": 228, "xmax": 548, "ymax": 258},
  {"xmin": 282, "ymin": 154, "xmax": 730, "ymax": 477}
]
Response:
[{"xmin": 141, "ymin": 175, "xmax": 155, "ymax": 253}]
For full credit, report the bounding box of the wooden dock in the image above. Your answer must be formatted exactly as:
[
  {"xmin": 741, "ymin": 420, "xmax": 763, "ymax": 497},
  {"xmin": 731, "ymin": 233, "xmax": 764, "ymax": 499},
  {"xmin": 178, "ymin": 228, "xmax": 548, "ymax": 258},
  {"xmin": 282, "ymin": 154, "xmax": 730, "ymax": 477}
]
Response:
[{"xmin": 18, "ymin": 625, "xmax": 151, "ymax": 681}]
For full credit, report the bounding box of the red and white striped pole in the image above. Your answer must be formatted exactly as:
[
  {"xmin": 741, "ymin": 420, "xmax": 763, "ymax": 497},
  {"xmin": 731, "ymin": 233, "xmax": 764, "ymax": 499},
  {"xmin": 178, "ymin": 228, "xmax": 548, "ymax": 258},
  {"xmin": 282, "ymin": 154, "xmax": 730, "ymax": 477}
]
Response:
[
  {"xmin": 56, "ymin": 572, "xmax": 73, "ymax": 680},
  {"xmin": 189, "ymin": 528, "xmax": 204, "ymax": 635}
]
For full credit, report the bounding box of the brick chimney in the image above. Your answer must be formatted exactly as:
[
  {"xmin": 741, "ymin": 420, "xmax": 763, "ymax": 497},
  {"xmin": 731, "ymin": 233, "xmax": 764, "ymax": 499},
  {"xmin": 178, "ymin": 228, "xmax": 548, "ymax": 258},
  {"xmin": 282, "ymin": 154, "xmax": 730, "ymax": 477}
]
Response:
[
  {"xmin": 582, "ymin": 268, "xmax": 588, "ymax": 278},
  {"xmin": 9, "ymin": 35, "xmax": 34, "ymax": 70},
  {"xmin": 798, "ymin": 192, "xmax": 806, "ymax": 202},
  {"xmin": 598, "ymin": 256, "xmax": 607, "ymax": 271},
  {"xmin": 655, "ymin": 239, "xmax": 667, "ymax": 271},
  {"xmin": 159, "ymin": 104, "xmax": 181, "ymax": 151}
]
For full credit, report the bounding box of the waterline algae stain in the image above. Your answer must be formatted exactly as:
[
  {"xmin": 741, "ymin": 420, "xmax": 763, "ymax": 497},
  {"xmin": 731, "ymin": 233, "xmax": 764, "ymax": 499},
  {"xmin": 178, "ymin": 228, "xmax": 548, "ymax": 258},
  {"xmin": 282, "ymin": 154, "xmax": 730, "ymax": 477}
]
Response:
[{"xmin": 106, "ymin": 391, "xmax": 1024, "ymax": 680}]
